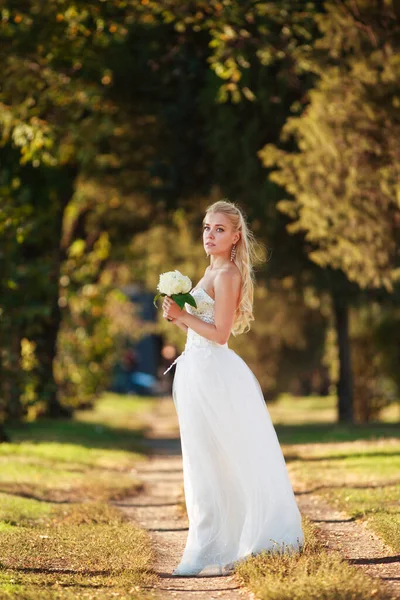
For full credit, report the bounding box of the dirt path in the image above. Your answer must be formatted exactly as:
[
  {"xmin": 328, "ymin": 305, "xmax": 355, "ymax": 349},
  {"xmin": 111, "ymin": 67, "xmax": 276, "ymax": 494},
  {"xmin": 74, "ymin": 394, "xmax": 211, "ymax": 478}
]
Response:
[
  {"xmin": 296, "ymin": 490, "xmax": 400, "ymax": 599},
  {"xmin": 116, "ymin": 397, "xmax": 254, "ymax": 600},
  {"xmin": 118, "ymin": 396, "xmax": 399, "ymax": 600}
]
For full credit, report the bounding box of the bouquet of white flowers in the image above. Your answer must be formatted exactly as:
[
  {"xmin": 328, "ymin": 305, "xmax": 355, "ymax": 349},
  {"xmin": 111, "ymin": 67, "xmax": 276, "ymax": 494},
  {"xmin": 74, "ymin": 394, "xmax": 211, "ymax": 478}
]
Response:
[{"xmin": 154, "ymin": 270, "xmax": 197, "ymax": 320}]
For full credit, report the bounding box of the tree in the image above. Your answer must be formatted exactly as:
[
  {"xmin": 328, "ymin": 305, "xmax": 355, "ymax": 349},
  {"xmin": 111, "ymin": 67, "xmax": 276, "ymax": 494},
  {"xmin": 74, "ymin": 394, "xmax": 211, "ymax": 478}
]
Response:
[
  {"xmin": 0, "ymin": 1, "xmax": 159, "ymax": 420},
  {"xmin": 259, "ymin": 0, "xmax": 400, "ymax": 421}
]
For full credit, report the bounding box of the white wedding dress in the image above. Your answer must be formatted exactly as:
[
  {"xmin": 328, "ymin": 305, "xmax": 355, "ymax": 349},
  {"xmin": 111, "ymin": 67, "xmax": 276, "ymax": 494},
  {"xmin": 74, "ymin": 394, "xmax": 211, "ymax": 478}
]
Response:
[{"xmin": 164, "ymin": 287, "xmax": 304, "ymax": 577}]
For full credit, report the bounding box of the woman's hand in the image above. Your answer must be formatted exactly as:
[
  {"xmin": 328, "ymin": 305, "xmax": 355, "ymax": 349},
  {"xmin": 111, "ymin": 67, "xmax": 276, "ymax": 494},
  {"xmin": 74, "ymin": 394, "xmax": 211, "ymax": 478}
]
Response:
[
  {"xmin": 162, "ymin": 299, "xmax": 189, "ymax": 332},
  {"xmin": 162, "ymin": 296, "xmax": 185, "ymax": 321}
]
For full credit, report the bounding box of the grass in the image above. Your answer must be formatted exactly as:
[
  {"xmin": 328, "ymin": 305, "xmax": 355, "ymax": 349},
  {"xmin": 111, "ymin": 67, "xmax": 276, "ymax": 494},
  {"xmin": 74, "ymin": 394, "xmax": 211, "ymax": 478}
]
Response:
[
  {"xmin": 0, "ymin": 517, "xmax": 154, "ymax": 599},
  {"xmin": 285, "ymin": 439, "xmax": 400, "ymax": 552},
  {"xmin": 273, "ymin": 421, "xmax": 400, "ymax": 445},
  {"xmin": 269, "ymin": 394, "xmax": 399, "ymax": 444},
  {"xmin": 269, "ymin": 393, "xmax": 400, "ymax": 425},
  {"xmin": 8, "ymin": 393, "xmax": 155, "ymax": 450},
  {"xmin": 234, "ymin": 518, "xmax": 387, "ymax": 600},
  {"xmin": 267, "ymin": 395, "xmax": 400, "ymax": 556},
  {"xmin": 172, "ymin": 393, "xmax": 400, "ymax": 567},
  {"xmin": 0, "ymin": 393, "xmax": 158, "ymax": 600},
  {"xmin": 4, "ymin": 391, "xmax": 396, "ymax": 598}
]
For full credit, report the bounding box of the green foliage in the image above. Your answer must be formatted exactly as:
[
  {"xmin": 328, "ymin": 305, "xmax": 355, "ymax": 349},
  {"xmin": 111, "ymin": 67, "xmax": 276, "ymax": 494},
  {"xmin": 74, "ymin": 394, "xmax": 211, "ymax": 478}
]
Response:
[
  {"xmin": 260, "ymin": 0, "xmax": 400, "ymax": 291},
  {"xmin": 0, "ymin": 0, "xmax": 159, "ymax": 423},
  {"xmin": 1, "ymin": 0, "xmax": 399, "ymax": 428},
  {"xmin": 154, "ymin": 291, "xmax": 197, "ymax": 310},
  {"xmin": 350, "ymin": 305, "xmax": 399, "ymax": 422},
  {"xmin": 55, "ymin": 252, "xmax": 141, "ymax": 409},
  {"xmin": 0, "ymin": 0, "xmax": 135, "ymax": 169},
  {"xmin": 130, "ymin": 206, "xmax": 210, "ymax": 352},
  {"xmin": 139, "ymin": 1, "xmax": 319, "ymax": 103},
  {"xmin": 0, "ymin": 150, "xmax": 72, "ymax": 420},
  {"xmin": 374, "ymin": 307, "xmax": 400, "ymax": 393},
  {"xmin": 240, "ymin": 279, "xmax": 328, "ymax": 398},
  {"xmin": 322, "ymin": 300, "xmax": 400, "ymax": 423}
]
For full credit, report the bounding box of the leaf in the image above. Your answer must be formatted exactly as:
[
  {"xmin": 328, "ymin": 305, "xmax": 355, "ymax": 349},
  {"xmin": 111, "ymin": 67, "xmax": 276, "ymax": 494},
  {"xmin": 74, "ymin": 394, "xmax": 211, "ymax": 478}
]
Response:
[
  {"xmin": 153, "ymin": 292, "xmax": 164, "ymax": 308},
  {"xmin": 182, "ymin": 293, "xmax": 197, "ymax": 308},
  {"xmin": 171, "ymin": 292, "xmax": 197, "ymax": 310}
]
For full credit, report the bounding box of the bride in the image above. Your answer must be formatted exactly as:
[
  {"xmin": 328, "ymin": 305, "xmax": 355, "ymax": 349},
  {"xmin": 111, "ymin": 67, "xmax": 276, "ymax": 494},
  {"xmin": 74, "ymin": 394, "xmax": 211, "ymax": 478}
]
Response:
[{"xmin": 161, "ymin": 200, "xmax": 304, "ymax": 577}]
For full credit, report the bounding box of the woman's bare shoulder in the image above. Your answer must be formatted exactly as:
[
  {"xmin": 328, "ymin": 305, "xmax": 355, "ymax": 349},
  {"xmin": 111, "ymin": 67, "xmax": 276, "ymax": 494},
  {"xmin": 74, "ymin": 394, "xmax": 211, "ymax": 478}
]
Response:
[
  {"xmin": 215, "ymin": 263, "xmax": 241, "ymax": 287},
  {"xmin": 221, "ymin": 262, "xmax": 241, "ymax": 278}
]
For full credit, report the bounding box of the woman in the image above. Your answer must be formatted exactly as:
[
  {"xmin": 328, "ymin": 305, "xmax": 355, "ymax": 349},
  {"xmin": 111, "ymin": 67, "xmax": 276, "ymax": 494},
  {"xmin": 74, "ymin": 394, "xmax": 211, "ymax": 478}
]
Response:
[{"xmin": 161, "ymin": 200, "xmax": 304, "ymax": 577}]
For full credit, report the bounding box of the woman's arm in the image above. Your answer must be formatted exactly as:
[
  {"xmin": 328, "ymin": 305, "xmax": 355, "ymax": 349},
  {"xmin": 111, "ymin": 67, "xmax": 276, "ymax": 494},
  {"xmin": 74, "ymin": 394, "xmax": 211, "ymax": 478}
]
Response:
[
  {"xmin": 171, "ymin": 318, "xmax": 188, "ymax": 332},
  {"xmin": 162, "ymin": 306, "xmax": 189, "ymax": 331},
  {"xmin": 175, "ymin": 272, "xmax": 241, "ymax": 345}
]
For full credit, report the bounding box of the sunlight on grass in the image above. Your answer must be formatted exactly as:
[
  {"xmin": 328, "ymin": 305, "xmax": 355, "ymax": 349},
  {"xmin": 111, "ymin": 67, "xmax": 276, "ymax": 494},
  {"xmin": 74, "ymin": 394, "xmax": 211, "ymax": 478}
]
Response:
[
  {"xmin": 269, "ymin": 393, "xmax": 400, "ymax": 426},
  {"xmin": 286, "ymin": 439, "xmax": 400, "ymax": 554},
  {"xmin": 0, "ymin": 493, "xmax": 53, "ymax": 526},
  {"xmin": 328, "ymin": 486, "xmax": 400, "ymax": 551},
  {"xmin": 269, "ymin": 394, "xmax": 337, "ymax": 424},
  {"xmin": 369, "ymin": 513, "xmax": 400, "ymax": 553},
  {"xmin": 0, "ymin": 440, "xmax": 142, "ymax": 469},
  {"xmin": 8, "ymin": 393, "xmax": 155, "ymax": 453},
  {"xmin": 0, "ymin": 520, "xmax": 156, "ymax": 600},
  {"xmin": 0, "ymin": 393, "xmax": 157, "ymax": 599},
  {"xmin": 268, "ymin": 396, "xmax": 399, "ymax": 446},
  {"xmin": 0, "ymin": 457, "xmax": 143, "ymax": 503},
  {"xmin": 0, "ymin": 522, "xmax": 153, "ymax": 577},
  {"xmin": 289, "ymin": 444, "xmax": 400, "ymax": 487},
  {"xmin": 235, "ymin": 518, "xmax": 386, "ymax": 600},
  {"xmin": 270, "ymin": 395, "xmax": 400, "ymax": 560},
  {"xmin": 76, "ymin": 393, "xmax": 156, "ymax": 429}
]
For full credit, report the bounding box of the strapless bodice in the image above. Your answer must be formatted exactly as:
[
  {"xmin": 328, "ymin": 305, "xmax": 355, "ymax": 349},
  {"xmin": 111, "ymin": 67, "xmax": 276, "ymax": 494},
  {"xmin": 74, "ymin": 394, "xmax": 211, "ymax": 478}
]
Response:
[
  {"xmin": 184, "ymin": 288, "xmax": 228, "ymax": 351},
  {"xmin": 163, "ymin": 287, "xmax": 228, "ymax": 375}
]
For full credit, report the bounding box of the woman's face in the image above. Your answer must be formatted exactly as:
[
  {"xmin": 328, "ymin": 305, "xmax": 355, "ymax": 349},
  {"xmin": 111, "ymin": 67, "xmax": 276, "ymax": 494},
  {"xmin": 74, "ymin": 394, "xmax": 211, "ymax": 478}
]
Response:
[{"xmin": 202, "ymin": 212, "xmax": 239, "ymax": 256}]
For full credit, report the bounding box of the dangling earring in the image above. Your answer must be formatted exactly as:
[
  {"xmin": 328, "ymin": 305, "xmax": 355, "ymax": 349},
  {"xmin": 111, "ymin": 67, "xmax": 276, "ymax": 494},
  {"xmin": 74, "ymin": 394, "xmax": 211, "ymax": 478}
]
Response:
[{"xmin": 230, "ymin": 244, "xmax": 237, "ymax": 262}]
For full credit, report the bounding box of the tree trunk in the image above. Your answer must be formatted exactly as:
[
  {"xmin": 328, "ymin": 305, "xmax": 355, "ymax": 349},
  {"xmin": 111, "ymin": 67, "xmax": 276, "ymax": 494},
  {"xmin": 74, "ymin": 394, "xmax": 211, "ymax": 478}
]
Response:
[
  {"xmin": 332, "ymin": 293, "xmax": 354, "ymax": 423},
  {"xmin": 40, "ymin": 167, "xmax": 77, "ymax": 419},
  {"xmin": 7, "ymin": 333, "xmax": 24, "ymax": 420},
  {"xmin": 0, "ymin": 424, "xmax": 10, "ymax": 443}
]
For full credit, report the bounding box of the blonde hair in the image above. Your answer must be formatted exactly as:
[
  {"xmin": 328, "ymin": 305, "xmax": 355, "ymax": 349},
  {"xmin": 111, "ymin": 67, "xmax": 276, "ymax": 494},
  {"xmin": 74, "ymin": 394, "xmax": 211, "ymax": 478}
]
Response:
[{"xmin": 204, "ymin": 199, "xmax": 266, "ymax": 336}]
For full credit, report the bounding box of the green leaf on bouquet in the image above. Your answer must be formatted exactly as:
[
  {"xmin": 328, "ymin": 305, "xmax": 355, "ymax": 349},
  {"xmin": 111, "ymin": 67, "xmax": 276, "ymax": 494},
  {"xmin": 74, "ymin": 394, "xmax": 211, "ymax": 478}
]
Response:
[
  {"xmin": 153, "ymin": 292, "xmax": 164, "ymax": 308},
  {"xmin": 171, "ymin": 293, "xmax": 197, "ymax": 309}
]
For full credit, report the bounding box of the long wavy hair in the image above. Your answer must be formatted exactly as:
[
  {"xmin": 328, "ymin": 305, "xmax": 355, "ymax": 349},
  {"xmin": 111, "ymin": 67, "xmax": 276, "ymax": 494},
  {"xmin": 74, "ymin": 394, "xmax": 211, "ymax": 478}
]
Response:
[{"xmin": 204, "ymin": 200, "xmax": 266, "ymax": 336}]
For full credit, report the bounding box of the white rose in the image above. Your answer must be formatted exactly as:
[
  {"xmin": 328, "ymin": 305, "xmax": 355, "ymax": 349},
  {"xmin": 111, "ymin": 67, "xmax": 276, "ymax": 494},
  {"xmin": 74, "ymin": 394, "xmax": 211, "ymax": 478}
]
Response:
[{"xmin": 157, "ymin": 270, "xmax": 192, "ymax": 296}]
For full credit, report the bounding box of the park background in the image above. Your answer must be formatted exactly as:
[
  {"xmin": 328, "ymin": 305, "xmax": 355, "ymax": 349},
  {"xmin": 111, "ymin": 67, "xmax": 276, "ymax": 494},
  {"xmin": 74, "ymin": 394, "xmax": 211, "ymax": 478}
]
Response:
[{"xmin": 0, "ymin": 1, "xmax": 399, "ymax": 599}]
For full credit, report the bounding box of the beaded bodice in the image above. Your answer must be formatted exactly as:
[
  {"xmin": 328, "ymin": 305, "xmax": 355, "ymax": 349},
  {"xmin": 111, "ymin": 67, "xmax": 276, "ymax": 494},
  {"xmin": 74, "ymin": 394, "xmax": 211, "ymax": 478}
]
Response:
[
  {"xmin": 162, "ymin": 287, "xmax": 228, "ymax": 375},
  {"xmin": 184, "ymin": 288, "xmax": 228, "ymax": 351}
]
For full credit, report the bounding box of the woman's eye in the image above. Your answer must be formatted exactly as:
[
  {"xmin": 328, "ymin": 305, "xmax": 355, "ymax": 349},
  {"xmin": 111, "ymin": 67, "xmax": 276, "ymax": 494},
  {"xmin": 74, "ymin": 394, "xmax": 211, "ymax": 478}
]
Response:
[{"xmin": 203, "ymin": 226, "xmax": 224, "ymax": 232}]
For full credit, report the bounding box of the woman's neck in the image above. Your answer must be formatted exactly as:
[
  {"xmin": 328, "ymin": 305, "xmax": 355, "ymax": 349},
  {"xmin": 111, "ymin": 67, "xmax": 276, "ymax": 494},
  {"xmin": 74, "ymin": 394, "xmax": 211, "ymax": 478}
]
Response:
[{"xmin": 209, "ymin": 255, "xmax": 230, "ymax": 270}]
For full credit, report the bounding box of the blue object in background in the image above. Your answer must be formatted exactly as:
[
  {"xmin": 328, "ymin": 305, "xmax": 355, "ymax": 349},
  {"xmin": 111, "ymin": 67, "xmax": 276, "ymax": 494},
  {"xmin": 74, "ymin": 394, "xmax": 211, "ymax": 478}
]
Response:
[{"xmin": 109, "ymin": 284, "xmax": 163, "ymax": 395}]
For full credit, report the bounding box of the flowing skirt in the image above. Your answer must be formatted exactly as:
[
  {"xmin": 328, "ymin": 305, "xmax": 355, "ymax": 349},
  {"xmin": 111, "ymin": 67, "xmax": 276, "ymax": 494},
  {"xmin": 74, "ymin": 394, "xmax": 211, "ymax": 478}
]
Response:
[{"xmin": 172, "ymin": 343, "xmax": 304, "ymax": 576}]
